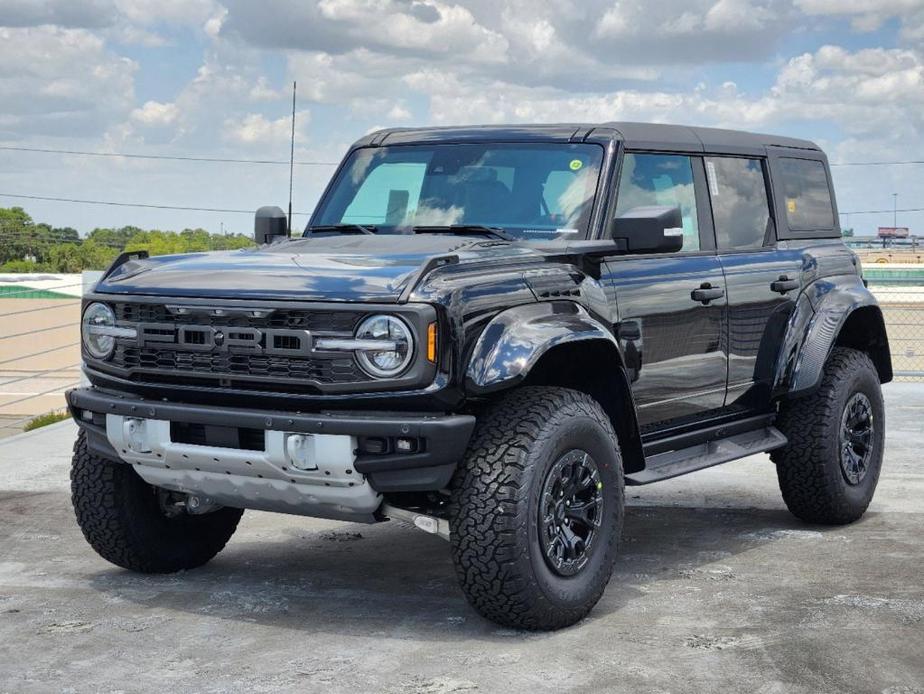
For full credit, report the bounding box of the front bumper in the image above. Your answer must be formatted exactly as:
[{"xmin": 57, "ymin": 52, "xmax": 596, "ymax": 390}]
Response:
[{"xmin": 66, "ymin": 387, "xmax": 475, "ymax": 500}]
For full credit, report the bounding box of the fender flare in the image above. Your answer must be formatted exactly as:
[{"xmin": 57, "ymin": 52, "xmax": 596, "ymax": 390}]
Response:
[
  {"xmin": 465, "ymin": 301, "xmax": 621, "ymax": 394},
  {"xmin": 782, "ymin": 276, "xmax": 892, "ymax": 396}
]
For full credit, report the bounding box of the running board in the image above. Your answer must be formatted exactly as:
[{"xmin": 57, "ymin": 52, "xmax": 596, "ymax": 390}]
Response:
[{"xmin": 626, "ymin": 426, "xmax": 787, "ymax": 485}]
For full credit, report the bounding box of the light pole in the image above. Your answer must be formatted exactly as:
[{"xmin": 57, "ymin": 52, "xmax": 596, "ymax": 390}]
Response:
[{"xmin": 893, "ymin": 193, "xmax": 898, "ymax": 229}]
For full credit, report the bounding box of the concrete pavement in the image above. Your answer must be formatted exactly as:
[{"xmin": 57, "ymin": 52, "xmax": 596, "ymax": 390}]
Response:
[{"xmin": 0, "ymin": 385, "xmax": 922, "ymax": 693}]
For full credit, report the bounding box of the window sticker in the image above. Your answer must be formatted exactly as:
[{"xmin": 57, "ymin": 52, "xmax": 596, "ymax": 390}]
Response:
[
  {"xmin": 705, "ymin": 161, "xmax": 719, "ymax": 196},
  {"xmin": 569, "ymin": 159, "xmax": 583, "ymax": 171},
  {"xmin": 786, "ymin": 198, "xmax": 797, "ymax": 214},
  {"xmin": 520, "ymin": 227, "xmax": 580, "ymax": 235}
]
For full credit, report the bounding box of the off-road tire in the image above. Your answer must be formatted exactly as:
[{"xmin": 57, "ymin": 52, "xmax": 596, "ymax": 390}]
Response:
[
  {"xmin": 70, "ymin": 430, "xmax": 243, "ymax": 573},
  {"xmin": 772, "ymin": 347, "xmax": 885, "ymax": 524},
  {"xmin": 449, "ymin": 387, "xmax": 624, "ymax": 631}
]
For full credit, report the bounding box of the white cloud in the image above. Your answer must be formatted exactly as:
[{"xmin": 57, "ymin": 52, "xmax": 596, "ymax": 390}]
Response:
[
  {"xmin": 387, "ymin": 103, "xmax": 412, "ymax": 120},
  {"xmin": 704, "ymin": 0, "xmax": 777, "ymax": 31},
  {"xmin": 0, "ymin": 25, "xmax": 135, "ymax": 138},
  {"xmin": 394, "ymin": 42, "xmax": 924, "ymax": 153},
  {"xmin": 315, "ymin": 0, "xmax": 509, "ymax": 62},
  {"xmin": 793, "ymin": 0, "xmax": 924, "ymax": 33},
  {"xmin": 204, "ymin": 7, "xmax": 227, "ymax": 37},
  {"xmin": 108, "ymin": 24, "xmax": 169, "ymax": 46},
  {"xmin": 596, "ymin": 0, "xmax": 783, "ymax": 38},
  {"xmin": 112, "ymin": 0, "xmax": 221, "ymax": 25},
  {"xmin": 222, "ymin": 0, "xmax": 509, "ymax": 66},
  {"xmin": 0, "ymin": 0, "xmax": 114, "ymax": 28},
  {"xmin": 222, "ymin": 110, "xmax": 311, "ymax": 146},
  {"xmin": 249, "ymin": 76, "xmax": 282, "ymax": 102},
  {"xmin": 131, "ymin": 100, "xmax": 180, "ymax": 127}
]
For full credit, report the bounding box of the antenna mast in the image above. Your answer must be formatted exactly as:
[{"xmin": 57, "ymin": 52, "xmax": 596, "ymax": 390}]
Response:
[{"xmin": 287, "ymin": 81, "xmax": 296, "ymax": 235}]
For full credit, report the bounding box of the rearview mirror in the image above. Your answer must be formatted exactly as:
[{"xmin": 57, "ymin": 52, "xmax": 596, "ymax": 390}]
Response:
[
  {"xmin": 254, "ymin": 206, "xmax": 289, "ymax": 245},
  {"xmin": 612, "ymin": 206, "xmax": 684, "ymax": 254}
]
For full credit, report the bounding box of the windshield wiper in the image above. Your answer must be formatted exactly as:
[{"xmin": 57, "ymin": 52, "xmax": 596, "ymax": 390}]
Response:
[
  {"xmin": 305, "ymin": 223, "xmax": 377, "ymax": 236},
  {"xmin": 412, "ymin": 224, "xmax": 513, "ymax": 241}
]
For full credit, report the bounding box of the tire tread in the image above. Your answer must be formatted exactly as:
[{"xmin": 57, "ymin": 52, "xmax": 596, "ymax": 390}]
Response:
[
  {"xmin": 772, "ymin": 347, "xmax": 884, "ymax": 525},
  {"xmin": 70, "ymin": 431, "xmax": 243, "ymax": 573},
  {"xmin": 449, "ymin": 387, "xmax": 624, "ymax": 630}
]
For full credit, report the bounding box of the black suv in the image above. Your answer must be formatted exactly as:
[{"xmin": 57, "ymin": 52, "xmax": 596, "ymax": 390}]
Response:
[{"xmin": 67, "ymin": 123, "xmax": 891, "ymax": 631}]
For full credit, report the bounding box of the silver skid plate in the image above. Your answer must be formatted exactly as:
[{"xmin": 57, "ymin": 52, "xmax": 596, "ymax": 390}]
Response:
[{"xmin": 105, "ymin": 414, "xmax": 381, "ymax": 522}]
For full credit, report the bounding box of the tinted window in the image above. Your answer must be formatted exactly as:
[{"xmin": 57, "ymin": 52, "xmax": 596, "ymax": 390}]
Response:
[
  {"xmin": 778, "ymin": 158, "xmax": 835, "ymax": 229},
  {"xmin": 343, "ymin": 162, "xmax": 427, "ymax": 225},
  {"xmin": 315, "ymin": 143, "xmax": 604, "ymax": 240},
  {"xmin": 615, "ymin": 153, "xmax": 700, "ymax": 251},
  {"xmin": 705, "ymin": 157, "xmax": 771, "ymax": 250}
]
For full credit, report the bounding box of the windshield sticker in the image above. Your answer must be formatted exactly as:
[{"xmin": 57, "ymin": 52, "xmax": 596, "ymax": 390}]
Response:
[
  {"xmin": 569, "ymin": 159, "xmax": 583, "ymax": 171},
  {"xmin": 787, "ymin": 198, "xmax": 797, "ymax": 214}
]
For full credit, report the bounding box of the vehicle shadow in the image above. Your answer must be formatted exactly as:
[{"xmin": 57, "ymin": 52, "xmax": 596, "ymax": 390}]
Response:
[{"xmin": 86, "ymin": 504, "xmax": 842, "ymax": 639}]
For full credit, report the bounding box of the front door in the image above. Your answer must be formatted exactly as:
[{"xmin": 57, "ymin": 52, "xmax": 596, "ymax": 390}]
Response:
[{"xmin": 604, "ymin": 152, "xmax": 727, "ymax": 428}]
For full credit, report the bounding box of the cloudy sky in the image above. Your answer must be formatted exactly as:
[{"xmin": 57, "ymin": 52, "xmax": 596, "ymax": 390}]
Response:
[{"xmin": 1, "ymin": 0, "xmax": 923, "ymax": 236}]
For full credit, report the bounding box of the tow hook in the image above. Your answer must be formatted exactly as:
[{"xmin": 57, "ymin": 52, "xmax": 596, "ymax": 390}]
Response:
[
  {"xmin": 381, "ymin": 504, "xmax": 450, "ymax": 541},
  {"xmin": 185, "ymin": 495, "xmax": 222, "ymax": 515}
]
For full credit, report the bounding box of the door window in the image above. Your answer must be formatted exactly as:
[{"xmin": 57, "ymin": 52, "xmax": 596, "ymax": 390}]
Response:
[
  {"xmin": 705, "ymin": 157, "xmax": 772, "ymax": 250},
  {"xmin": 615, "ymin": 153, "xmax": 700, "ymax": 252}
]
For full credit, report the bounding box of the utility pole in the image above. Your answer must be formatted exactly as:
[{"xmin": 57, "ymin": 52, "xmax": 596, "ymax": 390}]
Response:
[{"xmin": 893, "ymin": 192, "xmax": 898, "ymax": 229}]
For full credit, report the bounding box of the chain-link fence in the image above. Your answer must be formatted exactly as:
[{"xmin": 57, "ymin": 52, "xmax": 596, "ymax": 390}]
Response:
[
  {"xmin": 0, "ymin": 276, "xmax": 83, "ymax": 439},
  {"xmin": 872, "ymin": 286, "xmax": 924, "ymax": 381}
]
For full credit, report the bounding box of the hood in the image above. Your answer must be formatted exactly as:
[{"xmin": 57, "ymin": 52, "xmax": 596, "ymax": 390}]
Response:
[{"xmin": 94, "ymin": 235, "xmax": 520, "ymax": 303}]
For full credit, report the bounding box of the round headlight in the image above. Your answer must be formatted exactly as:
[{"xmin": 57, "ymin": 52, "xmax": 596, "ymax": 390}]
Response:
[
  {"xmin": 82, "ymin": 302, "xmax": 117, "ymax": 360},
  {"xmin": 355, "ymin": 315, "xmax": 414, "ymax": 378}
]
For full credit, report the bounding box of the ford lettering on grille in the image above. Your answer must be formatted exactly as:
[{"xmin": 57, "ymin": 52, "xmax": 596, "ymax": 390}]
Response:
[{"xmin": 137, "ymin": 323, "xmax": 313, "ymax": 357}]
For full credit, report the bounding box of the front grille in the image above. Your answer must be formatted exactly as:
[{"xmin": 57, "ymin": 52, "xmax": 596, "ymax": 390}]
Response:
[
  {"xmin": 108, "ymin": 301, "xmax": 371, "ymax": 390},
  {"xmin": 114, "ymin": 302, "xmax": 361, "ymax": 332},
  {"xmin": 113, "ymin": 345, "xmax": 365, "ymax": 383}
]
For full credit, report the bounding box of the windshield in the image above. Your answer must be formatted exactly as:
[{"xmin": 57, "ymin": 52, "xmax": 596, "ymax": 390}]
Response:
[{"xmin": 311, "ymin": 143, "xmax": 605, "ymax": 240}]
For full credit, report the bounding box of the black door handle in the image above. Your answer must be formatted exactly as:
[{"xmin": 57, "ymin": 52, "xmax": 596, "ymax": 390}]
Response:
[
  {"xmin": 691, "ymin": 283, "xmax": 724, "ymax": 304},
  {"xmin": 771, "ymin": 276, "xmax": 800, "ymax": 294}
]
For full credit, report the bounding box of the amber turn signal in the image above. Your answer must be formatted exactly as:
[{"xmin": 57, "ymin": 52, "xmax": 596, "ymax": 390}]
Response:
[{"xmin": 427, "ymin": 322, "xmax": 437, "ymax": 363}]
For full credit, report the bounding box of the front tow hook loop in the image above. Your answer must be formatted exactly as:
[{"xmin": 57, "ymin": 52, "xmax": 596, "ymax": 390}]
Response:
[{"xmin": 124, "ymin": 417, "xmax": 152, "ymax": 453}]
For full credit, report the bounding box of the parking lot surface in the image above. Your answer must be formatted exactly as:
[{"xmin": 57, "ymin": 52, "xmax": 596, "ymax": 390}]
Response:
[{"xmin": 0, "ymin": 384, "xmax": 921, "ymax": 693}]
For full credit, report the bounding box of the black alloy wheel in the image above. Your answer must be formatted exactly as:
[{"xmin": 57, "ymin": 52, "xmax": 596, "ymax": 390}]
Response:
[{"xmin": 539, "ymin": 449, "xmax": 605, "ymax": 577}]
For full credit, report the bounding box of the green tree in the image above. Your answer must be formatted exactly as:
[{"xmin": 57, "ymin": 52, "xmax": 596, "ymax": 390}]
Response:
[
  {"xmin": 0, "ymin": 206, "xmax": 254, "ymax": 272},
  {"xmin": 88, "ymin": 226, "xmax": 143, "ymax": 248},
  {"xmin": 0, "ymin": 207, "xmax": 36, "ymax": 264}
]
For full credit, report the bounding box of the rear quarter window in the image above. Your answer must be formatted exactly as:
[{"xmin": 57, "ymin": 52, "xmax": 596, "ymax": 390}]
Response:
[{"xmin": 779, "ymin": 158, "xmax": 835, "ymax": 230}]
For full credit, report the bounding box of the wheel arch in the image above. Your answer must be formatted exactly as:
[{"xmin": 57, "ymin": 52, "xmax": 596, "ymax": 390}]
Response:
[
  {"xmin": 520, "ymin": 340, "xmax": 644, "ymax": 474},
  {"xmin": 784, "ymin": 277, "xmax": 893, "ymax": 397},
  {"xmin": 464, "ymin": 302, "xmax": 643, "ymax": 472},
  {"xmin": 834, "ymin": 305, "xmax": 892, "ymax": 384}
]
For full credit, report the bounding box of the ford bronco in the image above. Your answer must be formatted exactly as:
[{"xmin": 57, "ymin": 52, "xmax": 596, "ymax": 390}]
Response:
[{"xmin": 67, "ymin": 123, "xmax": 891, "ymax": 630}]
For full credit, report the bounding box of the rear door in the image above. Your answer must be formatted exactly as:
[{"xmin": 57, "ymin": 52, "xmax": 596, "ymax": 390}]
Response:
[
  {"xmin": 603, "ymin": 152, "xmax": 728, "ymax": 428},
  {"xmin": 704, "ymin": 155, "xmax": 803, "ymax": 410}
]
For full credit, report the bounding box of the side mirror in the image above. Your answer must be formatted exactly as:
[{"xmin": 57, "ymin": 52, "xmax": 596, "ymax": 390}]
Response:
[
  {"xmin": 254, "ymin": 206, "xmax": 289, "ymax": 245},
  {"xmin": 612, "ymin": 206, "xmax": 684, "ymax": 254}
]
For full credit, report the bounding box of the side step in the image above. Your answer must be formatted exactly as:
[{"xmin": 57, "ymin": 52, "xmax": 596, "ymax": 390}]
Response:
[{"xmin": 626, "ymin": 426, "xmax": 787, "ymax": 485}]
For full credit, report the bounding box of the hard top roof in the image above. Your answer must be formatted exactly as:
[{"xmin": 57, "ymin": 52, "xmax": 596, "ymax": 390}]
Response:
[{"xmin": 353, "ymin": 122, "xmax": 819, "ymax": 153}]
